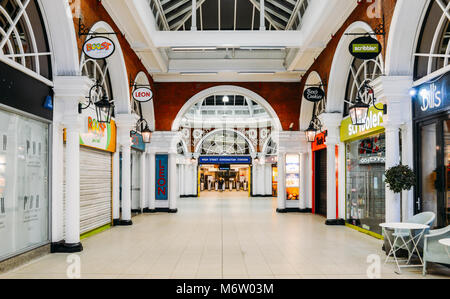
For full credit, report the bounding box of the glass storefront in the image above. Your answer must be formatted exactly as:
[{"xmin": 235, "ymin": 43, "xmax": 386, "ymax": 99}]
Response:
[
  {"xmin": 346, "ymin": 133, "xmax": 386, "ymax": 235},
  {"xmin": 0, "ymin": 109, "xmax": 49, "ymax": 260}
]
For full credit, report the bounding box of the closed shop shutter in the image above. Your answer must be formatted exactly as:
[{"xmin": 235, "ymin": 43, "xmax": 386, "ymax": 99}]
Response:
[
  {"xmin": 79, "ymin": 147, "xmax": 112, "ymax": 234},
  {"xmin": 63, "ymin": 146, "xmax": 112, "ymax": 236}
]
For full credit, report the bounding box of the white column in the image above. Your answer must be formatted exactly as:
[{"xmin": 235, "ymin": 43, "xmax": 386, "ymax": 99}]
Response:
[
  {"xmin": 115, "ymin": 114, "xmax": 135, "ymax": 224},
  {"xmin": 260, "ymin": 0, "xmax": 266, "ymax": 31},
  {"xmin": 191, "ymin": 0, "xmax": 197, "ymax": 31},
  {"xmin": 64, "ymin": 116, "xmax": 81, "ymax": 245},
  {"xmin": 51, "ymin": 121, "xmax": 64, "ymax": 243},
  {"xmin": 193, "ymin": 163, "xmax": 198, "ymax": 196},
  {"xmin": 385, "ymin": 125, "xmax": 401, "ymax": 222},
  {"xmin": 326, "ymin": 144, "xmax": 337, "ymax": 221},
  {"xmin": 338, "ymin": 142, "xmax": 346, "ymax": 219},
  {"xmin": 52, "ymin": 76, "xmax": 91, "ymax": 251},
  {"xmin": 299, "ymin": 152, "xmax": 307, "ymax": 210},
  {"xmin": 265, "ymin": 164, "xmax": 272, "ymax": 196},
  {"xmin": 121, "ymin": 146, "xmax": 132, "ymax": 222},
  {"xmin": 112, "ymin": 151, "xmax": 120, "ymax": 220},
  {"xmin": 319, "ymin": 113, "xmax": 342, "ymax": 223},
  {"xmin": 148, "ymin": 152, "xmax": 156, "ymax": 211},
  {"xmin": 401, "ymin": 121, "xmax": 414, "ymax": 221},
  {"xmin": 140, "ymin": 151, "xmax": 147, "ymax": 211},
  {"xmin": 169, "ymin": 153, "xmax": 178, "ymax": 212},
  {"xmin": 277, "ymin": 152, "xmax": 286, "ymax": 211},
  {"xmin": 372, "ymin": 76, "xmax": 413, "ymax": 223}
]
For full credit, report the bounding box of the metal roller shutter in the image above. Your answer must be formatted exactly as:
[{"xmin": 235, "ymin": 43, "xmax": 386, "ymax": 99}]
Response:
[{"xmin": 79, "ymin": 147, "xmax": 112, "ymax": 234}]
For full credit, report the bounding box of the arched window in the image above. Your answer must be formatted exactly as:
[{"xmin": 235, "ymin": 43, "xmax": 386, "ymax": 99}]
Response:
[
  {"xmin": 343, "ymin": 56, "xmax": 383, "ymax": 116},
  {"xmin": 200, "ymin": 130, "xmax": 250, "ymax": 155},
  {"xmin": 80, "ymin": 58, "xmax": 113, "ymax": 111},
  {"xmin": 414, "ymin": 0, "xmax": 450, "ymax": 80},
  {"xmin": 0, "ymin": 0, "xmax": 52, "ymax": 80},
  {"xmin": 264, "ymin": 138, "xmax": 278, "ymax": 156}
]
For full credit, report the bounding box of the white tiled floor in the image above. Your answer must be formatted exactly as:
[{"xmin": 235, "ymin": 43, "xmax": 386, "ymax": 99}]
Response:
[{"xmin": 1, "ymin": 194, "xmax": 449, "ymax": 279}]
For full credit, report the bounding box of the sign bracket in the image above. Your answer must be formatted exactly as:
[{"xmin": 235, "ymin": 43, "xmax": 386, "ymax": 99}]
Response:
[
  {"xmin": 78, "ymin": 18, "xmax": 119, "ymax": 37},
  {"xmin": 344, "ymin": 16, "xmax": 386, "ymax": 37}
]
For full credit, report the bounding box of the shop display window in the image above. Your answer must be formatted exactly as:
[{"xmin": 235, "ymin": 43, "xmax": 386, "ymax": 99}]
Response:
[
  {"xmin": 346, "ymin": 133, "xmax": 385, "ymax": 234},
  {"xmin": 286, "ymin": 154, "xmax": 300, "ymax": 201},
  {"xmin": 0, "ymin": 109, "xmax": 49, "ymax": 260}
]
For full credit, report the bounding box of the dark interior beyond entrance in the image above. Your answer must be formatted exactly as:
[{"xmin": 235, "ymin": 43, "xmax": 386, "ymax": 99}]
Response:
[{"xmin": 315, "ymin": 149, "xmax": 327, "ymax": 216}]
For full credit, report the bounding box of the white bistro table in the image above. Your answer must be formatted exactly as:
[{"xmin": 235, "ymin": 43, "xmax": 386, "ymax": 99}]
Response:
[
  {"xmin": 380, "ymin": 222, "xmax": 429, "ymax": 274},
  {"xmin": 439, "ymin": 238, "xmax": 450, "ymax": 257}
]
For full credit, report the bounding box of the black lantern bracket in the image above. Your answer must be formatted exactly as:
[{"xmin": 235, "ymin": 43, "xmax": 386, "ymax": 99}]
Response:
[
  {"xmin": 78, "ymin": 18, "xmax": 119, "ymax": 37},
  {"xmin": 78, "ymin": 81, "xmax": 115, "ymax": 123}
]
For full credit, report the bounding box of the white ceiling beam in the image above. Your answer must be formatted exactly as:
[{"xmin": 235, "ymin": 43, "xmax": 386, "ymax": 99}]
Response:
[
  {"xmin": 173, "ymin": 0, "xmax": 207, "ymax": 31},
  {"xmin": 152, "ymin": 30, "xmax": 303, "ymax": 47}
]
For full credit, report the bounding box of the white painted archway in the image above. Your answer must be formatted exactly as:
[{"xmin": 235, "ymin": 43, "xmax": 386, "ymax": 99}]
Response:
[
  {"xmin": 80, "ymin": 21, "xmax": 131, "ymax": 114},
  {"xmin": 385, "ymin": 0, "xmax": 429, "ymax": 76},
  {"xmin": 299, "ymin": 71, "xmax": 324, "ymax": 131},
  {"xmin": 327, "ymin": 21, "xmax": 384, "ymax": 113},
  {"xmin": 38, "ymin": 0, "xmax": 80, "ymax": 76},
  {"xmin": 194, "ymin": 128, "xmax": 257, "ymax": 156},
  {"xmin": 171, "ymin": 85, "xmax": 283, "ymax": 132},
  {"xmin": 134, "ymin": 71, "xmax": 155, "ymax": 131}
]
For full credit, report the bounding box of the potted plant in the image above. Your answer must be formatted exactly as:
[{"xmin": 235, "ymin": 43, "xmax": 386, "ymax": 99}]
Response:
[{"xmin": 384, "ymin": 164, "xmax": 416, "ymax": 193}]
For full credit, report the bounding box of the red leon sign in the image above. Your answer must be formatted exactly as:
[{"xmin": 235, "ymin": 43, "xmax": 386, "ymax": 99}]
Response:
[
  {"xmin": 155, "ymin": 155, "xmax": 168, "ymax": 200},
  {"xmin": 132, "ymin": 87, "xmax": 153, "ymax": 103}
]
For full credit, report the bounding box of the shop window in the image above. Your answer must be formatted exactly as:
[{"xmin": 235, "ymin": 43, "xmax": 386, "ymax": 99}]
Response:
[
  {"xmin": 414, "ymin": 1, "xmax": 450, "ymax": 80},
  {"xmin": 0, "ymin": 0, "xmax": 52, "ymax": 79},
  {"xmin": 0, "ymin": 109, "xmax": 49, "ymax": 261},
  {"xmin": 346, "ymin": 133, "xmax": 386, "ymax": 234}
]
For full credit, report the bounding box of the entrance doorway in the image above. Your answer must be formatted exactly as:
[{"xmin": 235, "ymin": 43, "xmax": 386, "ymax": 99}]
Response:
[
  {"xmin": 416, "ymin": 114, "xmax": 450, "ymax": 228},
  {"xmin": 315, "ymin": 149, "xmax": 327, "ymax": 216},
  {"xmin": 199, "ymin": 164, "xmax": 250, "ymax": 196}
]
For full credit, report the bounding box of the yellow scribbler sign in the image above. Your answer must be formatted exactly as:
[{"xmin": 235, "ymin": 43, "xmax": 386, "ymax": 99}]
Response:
[{"xmin": 340, "ymin": 103, "xmax": 385, "ymax": 142}]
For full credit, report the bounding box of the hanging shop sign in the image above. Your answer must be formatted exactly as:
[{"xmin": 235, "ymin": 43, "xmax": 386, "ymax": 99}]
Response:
[
  {"xmin": 155, "ymin": 154, "xmax": 169, "ymax": 200},
  {"xmin": 340, "ymin": 103, "xmax": 384, "ymax": 142},
  {"xmin": 412, "ymin": 71, "xmax": 450, "ymax": 119},
  {"xmin": 349, "ymin": 36, "xmax": 382, "ymax": 60},
  {"xmin": 312, "ymin": 131, "xmax": 327, "ymax": 152},
  {"xmin": 131, "ymin": 131, "xmax": 145, "ymax": 152},
  {"xmin": 304, "ymin": 87, "xmax": 325, "ymax": 103},
  {"xmin": 75, "ymin": 108, "xmax": 116, "ymax": 152},
  {"xmin": 132, "ymin": 87, "xmax": 153, "ymax": 103},
  {"xmin": 82, "ymin": 36, "xmax": 115, "ymax": 60},
  {"xmin": 198, "ymin": 156, "xmax": 252, "ymax": 164}
]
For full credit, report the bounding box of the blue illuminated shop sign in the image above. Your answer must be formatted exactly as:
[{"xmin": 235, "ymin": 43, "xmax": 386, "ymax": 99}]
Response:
[
  {"xmin": 198, "ymin": 156, "xmax": 252, "ymax": 164},
  {"xmin": 412, "ymin": 71, "xmax": 450, "ymax": 119}
]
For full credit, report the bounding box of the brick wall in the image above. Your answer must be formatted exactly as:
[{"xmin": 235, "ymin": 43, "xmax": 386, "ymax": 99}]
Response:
[
  {"xmin": 299, "ymin": 0, "xmax": 398, "ymax": 97},
  {"xmin": 153, "ymin": 82, "xmax": 303, "ymax": 131},
  {"xmin": 75, "ymin": 0, "xmax": 154, "ymax": 100}
]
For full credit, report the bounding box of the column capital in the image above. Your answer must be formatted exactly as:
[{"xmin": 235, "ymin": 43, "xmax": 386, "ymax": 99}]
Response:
[
  {"xmin": 371, "ymin": 76, "xmax": 413, "ymax": 126},
  {"xmin": 319, "ymin": 113, "xmax": 341, "ymax": 145},
  {"xmin": 53, "ymin": 76, "xmax": 93, "ymax": 101},
  {"xmin": 63, "ymin": 115, "xmax": 82, "ymax": 130},
  {"xmin": 276, "ymin": 131, "xmax": 306, "ymax": 153}
]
